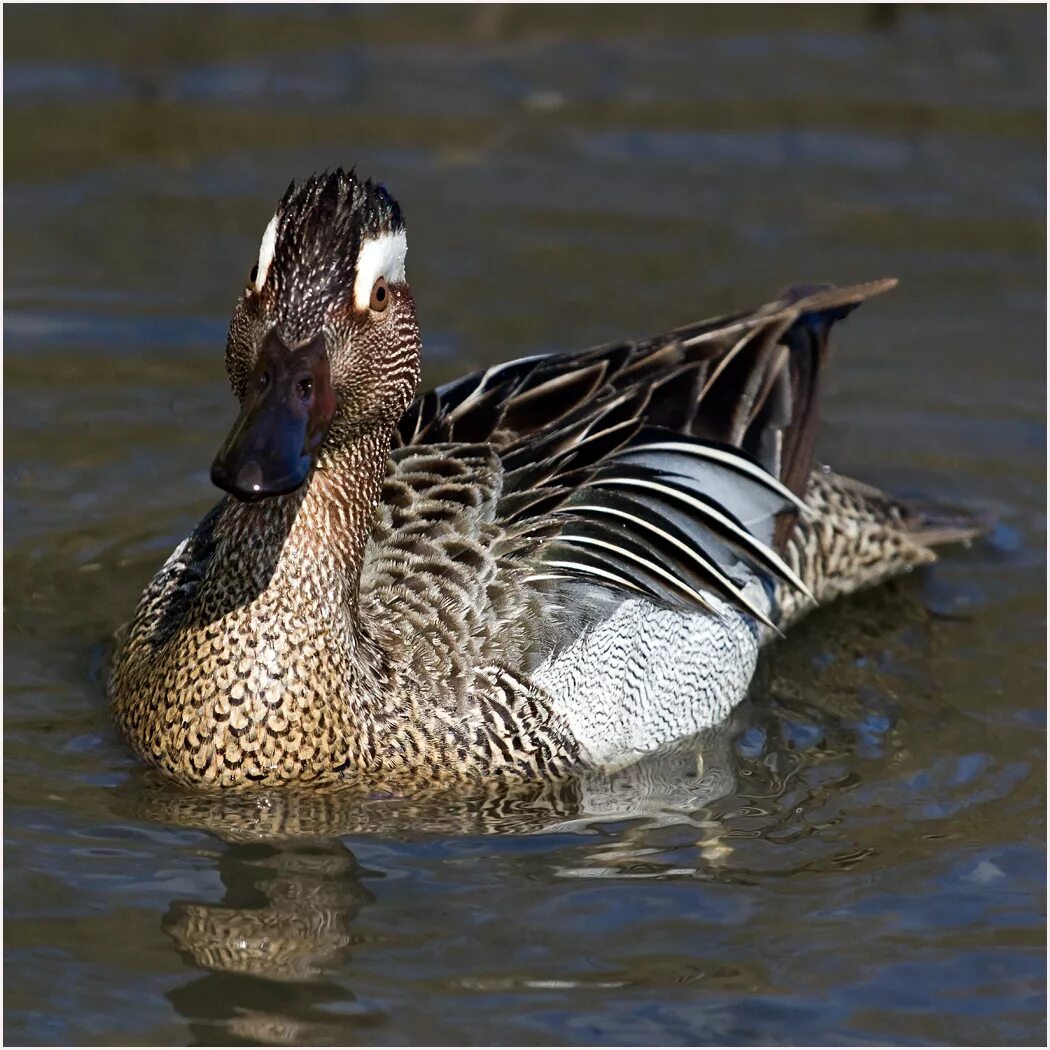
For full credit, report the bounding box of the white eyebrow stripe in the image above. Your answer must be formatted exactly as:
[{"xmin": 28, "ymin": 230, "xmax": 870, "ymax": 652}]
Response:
[
  {"xmin": 254, "ymin": 213, "xmax": 279, "ymax": 292},
  {"xmin": 353, "ymin": 230, "xmax": 407, "ymax": 309}
]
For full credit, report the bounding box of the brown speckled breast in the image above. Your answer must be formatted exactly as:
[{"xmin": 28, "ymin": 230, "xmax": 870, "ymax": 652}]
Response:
[{"xmin": 110, "ymin": 438, "xmax": 580, "ymax": 790}]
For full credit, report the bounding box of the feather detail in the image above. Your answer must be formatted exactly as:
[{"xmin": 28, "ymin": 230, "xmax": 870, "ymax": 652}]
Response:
[
  {"xmin": 582, "ymin": 473, "xmax": 814, "ymax": 601},
  {"xmin": 563, "ymin": 497, "xmax": 779, "ymax": 630},
  {"xmin": 395, "ymin": 279, "xmax": 895, "ymax": 623}
]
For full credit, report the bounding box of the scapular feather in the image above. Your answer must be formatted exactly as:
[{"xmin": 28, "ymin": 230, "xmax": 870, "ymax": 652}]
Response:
[{"xmin": 395, "ymin": 279, "xmax": 896, "ymax": 622}]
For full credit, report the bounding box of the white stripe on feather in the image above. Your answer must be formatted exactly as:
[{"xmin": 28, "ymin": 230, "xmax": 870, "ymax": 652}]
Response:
[
  {"xmin": 559, "ymin": 534, "xmax": 717, "ymax": 612},
  {"xmin": 522, "ymin": 572, "xmax": 573, "ymax": 584},
  {"xmin": 626, "ymin": 441, "xmax": 808, "ymax": 511},
  {"xmin": 585, "ymin": 476, "xmax": 814, "ymax": 599},
  {"xmin": 542, "ymin": 559, "xmax": 649, "ymax": 597},
  {"xmin": 570, "ymin": 503, "xmax": 776, "ymax": 629}
]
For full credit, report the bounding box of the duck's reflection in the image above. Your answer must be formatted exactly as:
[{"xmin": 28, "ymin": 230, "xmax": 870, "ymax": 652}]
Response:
[
  {"xmin": 110, "ymin": 580, "xmax": 935, "ymax": 1041},
  {"xmin": 163, "ymin": 839, "xmax": 369, "ymax": 981},
  {"xmin": 162, "ymin": 839, "xmax": 375, "ymax": 1044},
  {"xmin": 120, "ymin": 724, "xmax": 738, "ymax": 841},
  {"xmin": 117, "ymin": 728, "xmax": 739, "ymax": 1041}
]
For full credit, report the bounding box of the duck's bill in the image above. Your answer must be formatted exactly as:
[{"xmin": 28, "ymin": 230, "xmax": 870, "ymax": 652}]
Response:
[{"xmin": 210, "ymin": 331, "xmax": 335, "ymax": 502}]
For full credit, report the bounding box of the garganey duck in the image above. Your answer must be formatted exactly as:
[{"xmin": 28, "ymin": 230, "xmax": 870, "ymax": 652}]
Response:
[{"xmin": 110, "ymin": 168, "xmax": 978, "ymax": 790}]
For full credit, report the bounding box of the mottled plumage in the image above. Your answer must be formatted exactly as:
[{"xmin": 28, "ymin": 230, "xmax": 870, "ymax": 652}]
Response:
[{"xmin": 109, "ymin": 169, "xmax": 979, "ymax": 791}]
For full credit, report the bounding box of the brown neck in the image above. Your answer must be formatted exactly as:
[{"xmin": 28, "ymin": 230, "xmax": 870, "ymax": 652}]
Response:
[
  {"xmin": 303, "ymin": 427, "xmax": 391, "ymax": 593},
  {"xmin": 216, "ymin": 424, "xmax": 391, "ymax": 616}
]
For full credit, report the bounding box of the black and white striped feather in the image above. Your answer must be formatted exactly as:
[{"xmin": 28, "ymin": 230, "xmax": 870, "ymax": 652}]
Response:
[{"xmin": 394, "ymin": 280, "xmax": 896, "ymax": 627}]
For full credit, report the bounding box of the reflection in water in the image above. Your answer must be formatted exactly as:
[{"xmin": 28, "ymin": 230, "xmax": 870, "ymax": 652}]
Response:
[
  {"xmin": 119, "ymin": 768, "xmax": 575, "ymax": 840},
  {"xmin": 116, "ymin": 726, "xmax": 738, "ymax": 841},
  {"xmin": 163, "ymin": 841, "xmax": 369, "ymax": 981},
  {"xmin": 168, "ymin": 977, "xmax": 380, "ymax": 1047},
  {"xmin": 124, "ymin": 729, "xmax": 742, "ymax": 1040},
  {"xmin": 163, "ymin": 840, "xmax": 376, "ymax": 1044},
  {"xmin": 117, "ymin": 584, "xmax": 942, "ymax": 1040}
]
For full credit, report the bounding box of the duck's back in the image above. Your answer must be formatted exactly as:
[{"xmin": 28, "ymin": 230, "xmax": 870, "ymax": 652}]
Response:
[{"xmin": 353, "ymin": 279, "xmax": 974, "ymax": 775}]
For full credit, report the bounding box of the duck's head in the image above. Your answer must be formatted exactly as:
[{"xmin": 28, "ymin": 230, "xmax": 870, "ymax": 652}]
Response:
[{"xmin": 211, "ymin": 169, "xmax": 420, "ymax": 502}]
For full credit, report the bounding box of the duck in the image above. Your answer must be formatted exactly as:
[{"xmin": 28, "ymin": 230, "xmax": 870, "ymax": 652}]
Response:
[{"xmin": 109, "ymin": 168, "xmax": 979, "ymax": 791}]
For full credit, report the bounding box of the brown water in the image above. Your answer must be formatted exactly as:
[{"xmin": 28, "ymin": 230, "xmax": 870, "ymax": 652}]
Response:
[{"xmin": 4, "ymin": 6, "xmax": 1046, "ymax": 1045}]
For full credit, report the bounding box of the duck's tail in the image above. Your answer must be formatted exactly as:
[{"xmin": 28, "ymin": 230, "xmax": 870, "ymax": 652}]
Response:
[{"xmin": 774, "ymin": 469, "xmax": 986, "ymax": 628}]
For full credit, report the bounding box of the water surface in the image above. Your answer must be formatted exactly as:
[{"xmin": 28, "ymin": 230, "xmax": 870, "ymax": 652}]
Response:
[{"xmin": 4, "ymin": 6, "xmax": 1045, "ymax": 1045}]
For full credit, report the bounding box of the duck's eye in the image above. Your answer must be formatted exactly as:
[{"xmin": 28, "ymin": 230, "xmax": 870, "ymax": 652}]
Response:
[
  {"xmin": 249, "ymin": 264, "xmax": 259, "ymax": 286},
  {"xmin": 370, "ymin": 277, "xmax": 389, "ymax": 313}
]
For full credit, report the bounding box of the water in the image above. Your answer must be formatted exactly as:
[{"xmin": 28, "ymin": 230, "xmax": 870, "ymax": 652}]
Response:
[{"xmin": 4, "ymin": 6, "xmax": 1045, "ymax": 1045}]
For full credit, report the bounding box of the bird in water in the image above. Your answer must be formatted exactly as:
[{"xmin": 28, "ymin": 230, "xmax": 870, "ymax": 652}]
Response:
[{"xmin": 109, "ymin": 168, "xmax": 979, "ymax": 791}]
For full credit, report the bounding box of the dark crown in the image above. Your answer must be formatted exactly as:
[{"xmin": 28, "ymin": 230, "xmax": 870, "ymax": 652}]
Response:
[{"xmin": 262, "ymin": 168, "xmax": 405, "ymax": 341}]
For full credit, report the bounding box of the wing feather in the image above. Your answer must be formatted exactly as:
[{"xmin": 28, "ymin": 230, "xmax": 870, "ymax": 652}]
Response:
[{"xmin": 395, "ymin": 279, "xmax": 896, "ymax": 623}]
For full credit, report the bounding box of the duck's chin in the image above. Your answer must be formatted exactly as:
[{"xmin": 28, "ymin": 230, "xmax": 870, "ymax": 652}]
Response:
[{"xmin": 211, "ymin": 454, "xmax": 313, "ymax": 504}]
